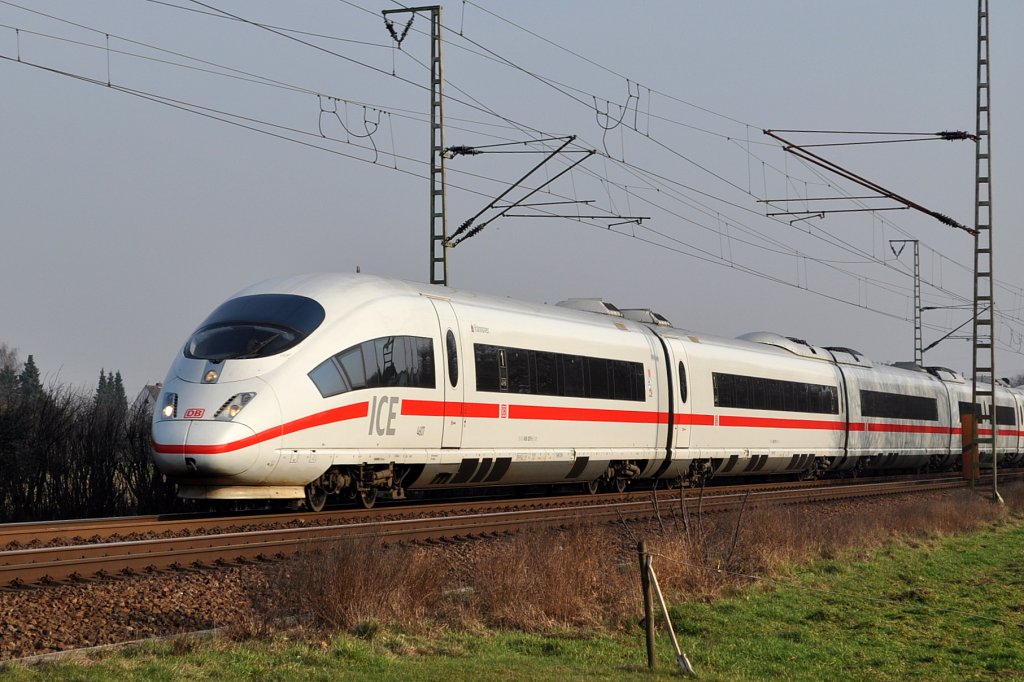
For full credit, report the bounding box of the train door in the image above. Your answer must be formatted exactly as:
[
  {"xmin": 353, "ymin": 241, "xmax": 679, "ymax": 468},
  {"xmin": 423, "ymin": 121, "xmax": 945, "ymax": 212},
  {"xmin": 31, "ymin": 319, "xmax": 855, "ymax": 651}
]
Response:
[
  {"xmin": 671, "ymin": 341, "xmax": 692, "ymax": 451},
  {"xmin": 430, "ymin": 298, "xmax": 465, "ymax": 448},
  {"xmin": 1016, "ymin": 393, "xmax": 1024, "ymax": 461}
]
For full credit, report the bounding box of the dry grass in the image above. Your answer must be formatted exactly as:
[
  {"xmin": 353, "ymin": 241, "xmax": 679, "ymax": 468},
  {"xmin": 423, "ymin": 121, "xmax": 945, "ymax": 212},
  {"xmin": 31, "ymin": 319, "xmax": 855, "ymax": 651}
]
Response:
[
  {"xmin": 454, "ymin": 528, "xmax": 634, "ymax": 629},
  {"xmin": 238, "ymin": 538, "xmax": 448, "ymax": 635},
  {"xmin": 238, "ymin": 481, "xmax": 1024, "ymax": 638}
]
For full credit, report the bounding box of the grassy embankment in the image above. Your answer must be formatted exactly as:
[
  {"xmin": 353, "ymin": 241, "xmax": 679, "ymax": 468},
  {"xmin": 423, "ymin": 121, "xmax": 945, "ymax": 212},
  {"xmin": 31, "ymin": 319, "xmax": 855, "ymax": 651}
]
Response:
[{"xmin": 3, "ymin": 485, "xmax": 1023, "ymax": 680}]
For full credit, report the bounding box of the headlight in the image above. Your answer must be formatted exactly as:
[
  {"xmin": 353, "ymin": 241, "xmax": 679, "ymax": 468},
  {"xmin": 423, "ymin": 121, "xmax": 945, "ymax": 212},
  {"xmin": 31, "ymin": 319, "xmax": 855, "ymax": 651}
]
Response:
[
  {"xmin": 160, "ymin": 392, "xmax": 178, "ymax": 419},
  {"xmin": 215, "ymin": 392, "xmax": 256, "ymax": 420},
  {"xmin": 204, "ymin": 369, "xmax": 219, "ymax": 384}
]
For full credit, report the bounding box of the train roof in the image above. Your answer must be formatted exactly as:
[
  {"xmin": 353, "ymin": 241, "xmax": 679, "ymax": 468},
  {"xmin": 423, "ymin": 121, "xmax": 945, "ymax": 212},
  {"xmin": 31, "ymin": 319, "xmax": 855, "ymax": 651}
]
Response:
[
  {"xmin": 230, "ymin": 273, "xmax": 654, "ymax": 333},
  {"xmin": 228, "ymin": 274, "xmax": 990, "ymax": 384},
  {"xmin": 230, "ymin": 274, "xmax": 888, "ymax": 366}
]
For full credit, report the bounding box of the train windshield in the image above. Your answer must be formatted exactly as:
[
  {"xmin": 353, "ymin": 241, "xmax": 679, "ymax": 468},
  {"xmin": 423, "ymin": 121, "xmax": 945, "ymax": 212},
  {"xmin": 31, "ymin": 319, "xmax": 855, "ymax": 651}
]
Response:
[{"xmin": 184, "ymin": 294, "xmax": 326, "ymax": 361}]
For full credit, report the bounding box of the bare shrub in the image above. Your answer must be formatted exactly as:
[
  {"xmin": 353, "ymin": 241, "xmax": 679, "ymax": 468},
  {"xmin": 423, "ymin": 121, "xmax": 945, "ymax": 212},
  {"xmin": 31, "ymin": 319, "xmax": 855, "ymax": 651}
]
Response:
[
  {"xmin": 994, "ymin": 479, "xmax": 1024, "ymax": 512},
  {"xmin": 636, "ymin": 531, "xmax": 722, "ymax": 599},
  {"xmin": 246, "ymin": 486, "xmax": 1024, "ymax": 638},
  {"xmin": 261, "ymin": 538, "xmax": 447, "ymax": 632},
  {"xmin": 0, "ymin": 378, "xmax": 176, "ymax": 522},
  {"xmin": 457, "ymin": 528, "xmax": 634, "ymax": 629},
  {"xmin": 640, "ymin": 487, "xmax": 1022, "ymax": 607}
]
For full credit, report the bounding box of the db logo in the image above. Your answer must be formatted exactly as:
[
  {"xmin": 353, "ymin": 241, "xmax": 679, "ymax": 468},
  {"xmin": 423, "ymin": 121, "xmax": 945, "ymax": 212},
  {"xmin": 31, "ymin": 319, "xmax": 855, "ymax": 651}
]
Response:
[{"xmin": 184, "ymin": 408, "xmax": 205, "ymax": 419}]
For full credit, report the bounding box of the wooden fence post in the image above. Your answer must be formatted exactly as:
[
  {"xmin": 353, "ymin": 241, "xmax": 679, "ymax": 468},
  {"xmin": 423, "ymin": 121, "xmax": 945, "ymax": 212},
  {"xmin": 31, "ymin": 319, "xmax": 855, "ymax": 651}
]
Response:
[{"xmin": 638, "ymin": 540, "xmax": 655, "ymax": 669}]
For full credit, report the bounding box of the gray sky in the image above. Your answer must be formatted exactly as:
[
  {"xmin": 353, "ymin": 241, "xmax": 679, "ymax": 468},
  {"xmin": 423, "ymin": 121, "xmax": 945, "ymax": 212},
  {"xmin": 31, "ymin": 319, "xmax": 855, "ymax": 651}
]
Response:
[{"xmin": 2, "ymin": 1, "xmax": 1023, "ymax": 396}]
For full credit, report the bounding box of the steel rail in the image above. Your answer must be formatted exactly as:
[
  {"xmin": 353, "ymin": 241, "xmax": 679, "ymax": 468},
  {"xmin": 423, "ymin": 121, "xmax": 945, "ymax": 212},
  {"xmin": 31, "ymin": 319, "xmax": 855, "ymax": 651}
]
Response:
[
  {"xmin": 0, "ymin": 476, "xmax": 978, "ymax": 587},
  {"xmin": 0, "ymin": 471, "xmax": 972, "ymax": 547}
]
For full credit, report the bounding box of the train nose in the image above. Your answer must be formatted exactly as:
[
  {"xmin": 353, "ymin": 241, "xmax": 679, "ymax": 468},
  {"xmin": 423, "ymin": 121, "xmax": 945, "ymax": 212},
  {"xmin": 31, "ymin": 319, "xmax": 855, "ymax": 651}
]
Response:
[
  {"xmin": 152, "ymin": 420, "xmax": 262, "ymax": 478},
  {"xmin": 152, "ymin": 376, "xmax": 281, "ymax": 483}
]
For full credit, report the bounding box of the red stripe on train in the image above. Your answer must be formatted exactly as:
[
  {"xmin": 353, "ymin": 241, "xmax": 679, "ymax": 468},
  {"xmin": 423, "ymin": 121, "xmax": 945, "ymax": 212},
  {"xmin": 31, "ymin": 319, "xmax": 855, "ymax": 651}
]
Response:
[
  {"xmin": 861, "ymin": 423, "xmax": 954, "ymax": 435},
  {"xmin": 156, "ymin": 397, "xmax": 1021, "ymax": 456},
  {"xmin": 717, "ymin": 415, "xmax": 846, "ymax": 431},
  {"xmin": 508, "ymin": 404, "xmax": 668, "ymax": 423},
  {"xmin": 152, "ymin": 401, "xmax": 369, "ymax": 455},
  {"xmin": 401, "ymin": 400, "xmax": 500, "ymax": 419},
  {"xmin": 978, "ymin": 428, "xmax": 1024, "ymax": 437}
]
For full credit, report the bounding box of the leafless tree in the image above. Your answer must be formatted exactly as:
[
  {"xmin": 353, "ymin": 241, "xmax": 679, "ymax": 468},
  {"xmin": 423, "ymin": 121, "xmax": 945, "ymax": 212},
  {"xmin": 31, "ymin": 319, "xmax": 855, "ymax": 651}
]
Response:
[{"xmin": 0, "ymin": 364, "xmax": 177, "ymax": 522}]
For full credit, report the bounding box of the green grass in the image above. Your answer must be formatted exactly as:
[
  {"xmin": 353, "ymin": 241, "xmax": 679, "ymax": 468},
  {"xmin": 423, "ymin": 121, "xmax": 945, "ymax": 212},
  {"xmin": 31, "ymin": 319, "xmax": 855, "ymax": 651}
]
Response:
[
  {"xmin": 674, "ymin": 520, "xmax": 1024, "ymax": 680},
  {"xmin": 3, "ymin": 520, "xmax": 1024, "ymax": 681},
  {"xmin": 0, "ymin": 631, "xmax": 679, "ymax": 682}
]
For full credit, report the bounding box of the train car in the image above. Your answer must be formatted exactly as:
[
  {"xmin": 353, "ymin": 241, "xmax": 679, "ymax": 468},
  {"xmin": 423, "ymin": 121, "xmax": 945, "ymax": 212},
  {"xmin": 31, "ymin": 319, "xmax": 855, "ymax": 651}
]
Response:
[
  {"xmin": 937, "ymin": 370, "xmax": 1022, "ymax": 466},
  {"xmin": 153, "ymin": 274, "xmax": 670, "ymax": 509},
  {"xmin": 660, "ymin": 331, "xmax": 845, "ymax": 482},
  {"xmin": 839, "ymin": 360, "xmax": 954, "ymax": 472},
  {"xmin": 151, "ymin": 273, "xmax": 1014, "ymax": 510}
]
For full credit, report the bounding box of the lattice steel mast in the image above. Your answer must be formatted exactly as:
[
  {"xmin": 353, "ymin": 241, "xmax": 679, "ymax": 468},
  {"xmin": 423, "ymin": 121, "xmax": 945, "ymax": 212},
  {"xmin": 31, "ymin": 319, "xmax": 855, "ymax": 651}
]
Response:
[
  {"xmin": 890, "ymin": 240, "xmax": 922, "ymax": 364},
  {"xmin": 911, "ymin": 242, "xmax": 922, "ymax": 365},
  {"xmin": 971, "ymin": 0, "xmax": 1002, "ymax": 503},
  {"xmin": 383, "ymin": 6, "xmax": 448, "ymax": 286}
]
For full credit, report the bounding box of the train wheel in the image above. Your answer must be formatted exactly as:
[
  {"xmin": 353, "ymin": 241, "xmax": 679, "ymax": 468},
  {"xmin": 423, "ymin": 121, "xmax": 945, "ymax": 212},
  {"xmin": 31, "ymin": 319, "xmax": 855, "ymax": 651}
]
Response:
[
  {"xmin": 584, "ymin": 479, "xmax": 600, "ymax": 495},
  {"xmin": 615, "ymin": 478, "xmax": 627, "ymax": 493},
  {"xmin": 304, "ymin": 483, "xmax": 327, "ymax": 512},
  {"xmin": 358, "ymin": 489, "xmax": 378, "ymax": 509}
]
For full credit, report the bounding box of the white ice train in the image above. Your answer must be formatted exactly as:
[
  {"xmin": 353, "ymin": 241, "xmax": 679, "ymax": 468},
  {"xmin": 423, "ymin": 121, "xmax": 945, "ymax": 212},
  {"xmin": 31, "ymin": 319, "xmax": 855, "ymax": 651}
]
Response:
[{"xmin": 152, "ymin": 273, "xmax": 1024, "ymax": 510}]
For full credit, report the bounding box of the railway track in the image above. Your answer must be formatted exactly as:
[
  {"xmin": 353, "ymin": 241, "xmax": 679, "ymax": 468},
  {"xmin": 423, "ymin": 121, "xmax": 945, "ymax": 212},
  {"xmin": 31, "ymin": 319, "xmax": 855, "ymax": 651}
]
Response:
[
  {"xmin": 0, "ymin": 471, "xmax": 967, "ymax": 548},
  {"xmin": 0, "ymin": 473, "xmax": 993, "ymax": 589}
]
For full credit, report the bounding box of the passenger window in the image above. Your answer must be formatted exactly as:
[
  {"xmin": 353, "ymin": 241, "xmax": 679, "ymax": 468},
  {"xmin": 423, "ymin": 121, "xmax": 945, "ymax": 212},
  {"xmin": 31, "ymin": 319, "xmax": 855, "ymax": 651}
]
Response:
[
  {"xmin": 362, "ymin": 340, "xmax": 381, "ymax": 388},
  {"xmin": 588, "ymin": 358, "xmax": 610, "ymax": 399},
  {"xmin": 308, "ymin": 358, "xmax": 350, "ymax": 398},
  {"xmin": 474, "ymin": 345, "xmax": 500, "ymax": 391},
  {"xmin": 562, "ymin": 355, "xmax": 585, "ymax": 398},
  {"xmin": 610, "ymin": 360, "xmax": 632, "ymax": 401},
  {"xmin": 337, "ymin": 346, "xmax": 367, "ymax": 392},
  {"xmin": 412, "ymin": 337, "xmax": 436, "ymax": 388},
  {"xmin": 626, "ymin": 362, "xmax": 642, "ymax": 401},
  {"xmin": 470, "ymin": 343, "xmax": 644, "ymax": 402},
  {"xmin": 534, "ymin": 351, "xmax": 558, "ymax": 396},
  {"xmin": 407, "ymin": 337, "xmax": 434, "ymax": 388},
  {"xmin": 507, "ymin": 348, "xmax": 531, "ymax": 394},
  {"xmin": 309, "ymin": 336, "xmax": 435, "ymax": 398},
  {"xmin": 446, "ymin": 330, "xmax": 459, "ymax": 387},
  {"xmin": 678, "ymin": 361, "xmax": 687, "ymax": 403}
]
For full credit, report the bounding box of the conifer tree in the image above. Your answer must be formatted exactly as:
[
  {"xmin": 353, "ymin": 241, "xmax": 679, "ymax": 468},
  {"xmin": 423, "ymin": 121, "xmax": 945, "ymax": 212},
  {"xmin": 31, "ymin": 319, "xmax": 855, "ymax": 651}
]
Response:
[
  {"xmin": 112, "ymin": 371, "xmax": 127, "ymax": 407},
  {"xmin": 94, "ymin": 369, "xmax": 127, "ymax": 408},
  {"xmin": 17, "ymin": 355, "xmax": 42, "ymax": 397},
  {"xmin": 96, "ymin": 369, "xmax": 108, "ymax": 401}
]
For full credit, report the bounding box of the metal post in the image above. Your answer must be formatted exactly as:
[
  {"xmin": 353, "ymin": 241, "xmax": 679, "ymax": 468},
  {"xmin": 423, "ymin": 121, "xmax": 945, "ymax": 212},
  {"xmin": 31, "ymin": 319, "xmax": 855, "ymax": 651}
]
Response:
[
  {"xmin": 637, "ymin": 540, "xmax": 656, "ymax": 670},
  {"xmin": 912, "ymin": 241, "xmax": 921, "ymax": 365},
  {"xmin": 971, "ymin": 0, "xmax": 1002, "ymax": 504},
  {"xmin": 383, "ymin": 6, "xmax": 448, "ymax": 286},
  {"xmin": 889, "ymin": 239, "xmax": 921, "ymax": 364}
]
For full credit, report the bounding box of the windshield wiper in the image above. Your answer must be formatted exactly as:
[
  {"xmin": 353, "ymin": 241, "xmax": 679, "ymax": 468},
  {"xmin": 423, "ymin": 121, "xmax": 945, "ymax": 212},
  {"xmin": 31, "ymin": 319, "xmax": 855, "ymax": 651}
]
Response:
[{"xmin": 234, "ymin": 333, "xmax": 282, "ymax": 359}]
